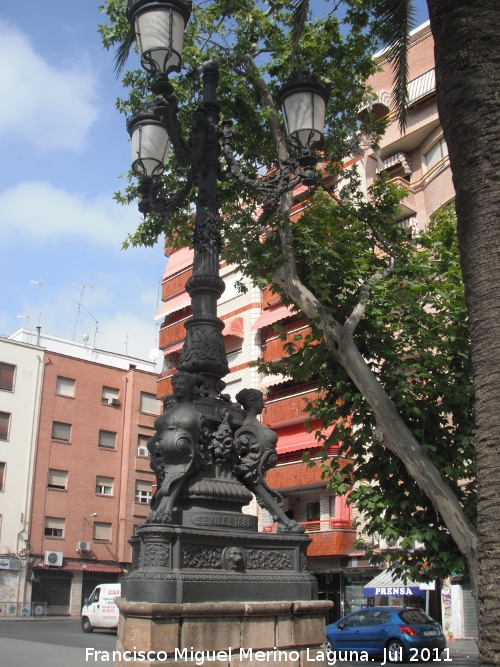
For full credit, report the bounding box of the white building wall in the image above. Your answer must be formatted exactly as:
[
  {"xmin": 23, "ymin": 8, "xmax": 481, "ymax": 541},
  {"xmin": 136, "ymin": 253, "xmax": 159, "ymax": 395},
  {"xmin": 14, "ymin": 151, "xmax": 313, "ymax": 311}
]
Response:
[
  {"xmin": 0, "ymin": 337, "xmax": 45, "ymax": 605},
  {"xmin": 9, "ymin": 328, "xmax": 155, "ymax": 373}
]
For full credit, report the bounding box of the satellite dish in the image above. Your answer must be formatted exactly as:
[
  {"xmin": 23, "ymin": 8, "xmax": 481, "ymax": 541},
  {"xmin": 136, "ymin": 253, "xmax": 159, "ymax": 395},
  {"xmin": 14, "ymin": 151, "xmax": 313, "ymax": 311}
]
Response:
[
  {"xmin": 149, "ymin": 348, "xmax": 161, "ymax": 360},
  {"xmin": 82, "ymin": 332, "xmax": 90, "ymax": 343}
]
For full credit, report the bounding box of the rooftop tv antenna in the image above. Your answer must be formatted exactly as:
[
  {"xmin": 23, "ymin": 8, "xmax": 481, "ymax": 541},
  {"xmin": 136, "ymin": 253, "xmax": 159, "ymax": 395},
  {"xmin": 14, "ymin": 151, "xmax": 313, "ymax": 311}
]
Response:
[
  {"xmin": 85, "ymin": 310, "xmax": 100, "ymax": 349},
  {"xmin": 70, "ymin": 283, "xmax": 94, "ymax": 341},
  {"xmin": 29, "ymin": 280, "xmax": 43, "ymax": 326},
  {"xmin": 121, "ymin": 332, "xmax": 135, "ymax": 356}
]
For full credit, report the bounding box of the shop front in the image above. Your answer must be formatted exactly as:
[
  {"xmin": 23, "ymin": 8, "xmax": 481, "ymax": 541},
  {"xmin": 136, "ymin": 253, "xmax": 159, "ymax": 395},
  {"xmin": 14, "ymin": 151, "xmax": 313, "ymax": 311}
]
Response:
[{"xmin": 363, "ymin": 569, "xmax": 441, "ymax": 622}]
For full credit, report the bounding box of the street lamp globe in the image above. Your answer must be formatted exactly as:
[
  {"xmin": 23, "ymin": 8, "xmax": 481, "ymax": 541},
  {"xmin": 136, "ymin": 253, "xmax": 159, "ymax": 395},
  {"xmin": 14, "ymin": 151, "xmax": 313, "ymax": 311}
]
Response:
[
  {"xmin": 127, "ymin": 107, "xmax": 171, "ymax": 176},
  {"xmin": 277, "ymin": 70, "xmax": 330, "ymax": 150},
  {"xmin": 127, "ymin": 0, "xmax": 192, "ymax": 79}
]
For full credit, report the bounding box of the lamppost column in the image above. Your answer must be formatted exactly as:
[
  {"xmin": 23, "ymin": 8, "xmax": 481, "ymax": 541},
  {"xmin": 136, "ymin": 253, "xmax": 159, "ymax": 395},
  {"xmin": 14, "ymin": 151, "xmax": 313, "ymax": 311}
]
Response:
[{"xmin": 177, "ymin": 65, "xmax": 229, "ymax": 391}]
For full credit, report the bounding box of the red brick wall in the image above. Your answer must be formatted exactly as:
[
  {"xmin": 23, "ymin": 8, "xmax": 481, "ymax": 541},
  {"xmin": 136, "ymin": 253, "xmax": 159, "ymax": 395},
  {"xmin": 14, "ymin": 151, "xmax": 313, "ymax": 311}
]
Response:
[{"xmin": 30, "ymin": 353, "xmax": 158, "ymax": 565}]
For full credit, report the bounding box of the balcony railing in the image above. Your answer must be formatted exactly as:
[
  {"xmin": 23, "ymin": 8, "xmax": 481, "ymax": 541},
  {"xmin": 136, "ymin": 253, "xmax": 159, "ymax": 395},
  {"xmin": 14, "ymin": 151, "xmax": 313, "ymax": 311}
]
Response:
[{"xmin": 262, "ymin": 518, "xmax": 352, "ymax": 533}]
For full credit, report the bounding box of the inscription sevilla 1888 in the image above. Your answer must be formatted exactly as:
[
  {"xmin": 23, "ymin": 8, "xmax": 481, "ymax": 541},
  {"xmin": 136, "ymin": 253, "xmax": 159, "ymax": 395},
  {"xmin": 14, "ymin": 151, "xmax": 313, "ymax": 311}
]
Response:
[{"xmin": 191, "ymin": 514, "xmax": 251, "ymax": 528}]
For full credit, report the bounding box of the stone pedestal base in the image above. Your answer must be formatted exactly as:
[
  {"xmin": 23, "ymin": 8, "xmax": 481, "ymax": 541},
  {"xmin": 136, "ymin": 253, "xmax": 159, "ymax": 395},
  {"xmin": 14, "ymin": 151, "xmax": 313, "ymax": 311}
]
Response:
[{"xmin": 115, "ymin": 598, "xmax": 332, "ymax": 667}]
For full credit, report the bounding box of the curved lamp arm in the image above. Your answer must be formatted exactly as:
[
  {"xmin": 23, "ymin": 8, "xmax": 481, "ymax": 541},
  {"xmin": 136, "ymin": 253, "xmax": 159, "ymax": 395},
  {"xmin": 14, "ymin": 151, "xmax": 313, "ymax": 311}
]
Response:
[
  {"xmin": 139, "ymin": 166, "xmax": 196, "ymax": 217},
  {"xmin": 221, "ymin": 121, "xmax": 310, "ymax": 204}
]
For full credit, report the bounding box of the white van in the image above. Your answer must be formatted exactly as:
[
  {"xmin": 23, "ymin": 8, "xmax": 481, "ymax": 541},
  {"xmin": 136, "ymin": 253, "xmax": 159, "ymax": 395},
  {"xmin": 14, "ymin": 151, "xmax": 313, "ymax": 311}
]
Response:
[{"xmin": 81, "ymin": 583, "xmax": 121, "ymax": 632}]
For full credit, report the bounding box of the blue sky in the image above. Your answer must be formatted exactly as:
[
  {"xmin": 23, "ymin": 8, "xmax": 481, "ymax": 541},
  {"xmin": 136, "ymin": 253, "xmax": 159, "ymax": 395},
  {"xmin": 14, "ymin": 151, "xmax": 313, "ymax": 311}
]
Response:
[{"xmin": 0, "ymin": 0, "xmax": 429, "ymax": 364}]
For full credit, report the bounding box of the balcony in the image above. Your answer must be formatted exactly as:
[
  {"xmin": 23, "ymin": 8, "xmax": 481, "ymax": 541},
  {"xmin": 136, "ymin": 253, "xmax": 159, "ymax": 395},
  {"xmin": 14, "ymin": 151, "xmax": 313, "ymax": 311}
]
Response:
[
  {"xmin": 162, "ymin": 268, "xmax": 192, "ymax": 301},
  {"xmin": 157, "ymin": 369, "xmax": 177, "ymax": 398},
  {"xmin": 262, "ymin": 382, "xmax": 319, "ymax": 427},
  {"xmin": 389, "ymin": 176, "xmax": 417, "ymax": 217},
  {"xmin": 261, "ymin": 285, "xmax": 281, "ymax": 308},
  {"xmin": 263, "ymin": 320, "xmax": 311, "ymax": 363},
  {"xmin": 262, "ymin": 520, "xmax": 355, "ymax": 557},
  {"xmin": 159, "ymin": 319, "xmax": 188, "ymax": 349}
]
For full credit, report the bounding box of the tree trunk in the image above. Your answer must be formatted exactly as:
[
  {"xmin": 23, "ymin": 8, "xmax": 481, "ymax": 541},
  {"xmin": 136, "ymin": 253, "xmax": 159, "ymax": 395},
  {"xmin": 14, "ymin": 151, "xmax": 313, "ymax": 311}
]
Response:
[
  {"xmin": 427, "ymin": 1, "xmax": 500, "ymax": 662},
  {"xmin": 273, "ymin": 264, "xmax": 479, "ymax": 587}
]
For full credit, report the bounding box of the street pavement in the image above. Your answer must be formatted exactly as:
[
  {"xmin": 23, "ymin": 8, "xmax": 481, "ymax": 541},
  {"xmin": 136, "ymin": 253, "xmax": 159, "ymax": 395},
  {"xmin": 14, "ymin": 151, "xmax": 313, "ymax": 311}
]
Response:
[
  {"xmin": 0, "ymin": 618, "xmax": 116, "ymax": 666},
  {"xmin": 0, "ymin": 618, "xmax": 479, "ymax": 666}
]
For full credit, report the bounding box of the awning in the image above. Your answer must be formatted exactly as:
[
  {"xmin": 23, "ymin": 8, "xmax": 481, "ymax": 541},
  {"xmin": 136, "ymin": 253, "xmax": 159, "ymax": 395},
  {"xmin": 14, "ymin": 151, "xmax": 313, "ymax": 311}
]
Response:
[
  {"xmin": 154, "ymin": 292, "xmax": 191, "ymax": 321},
  {"xmin": 223, "ymin": 316, "xmax": 244, "ymax": 338},
  {"xmin": 163, "ymin": 247, "xmax": 194, "ymax": 279},
  {"xmin": 276, "ymin": 424, "xmax": 334, "ymax": 454},
  {"xmin": 251, "ymin": 304, "xmax": 294, "ymax": 331},
  {"xmin": 163, "ymin": 340, "xmax": 184, "ymax": 354},
  {"xmin": 364, "ymin": 569, "xmax": 423, "ymax": 597},
  {"xmin": 259, "ymin": 373, "xmax": 291, "ymax": 389},
  {"xmin": 33, "ymin": 558, "xmax": 124, "ymax": 573}
]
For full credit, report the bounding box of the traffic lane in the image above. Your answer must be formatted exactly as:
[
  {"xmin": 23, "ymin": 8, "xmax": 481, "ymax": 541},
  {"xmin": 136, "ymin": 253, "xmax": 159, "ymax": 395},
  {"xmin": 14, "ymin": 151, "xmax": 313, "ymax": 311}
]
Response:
[{"xmin": 0, "ymin": 618, "xmax": 117, "ymax": 650}]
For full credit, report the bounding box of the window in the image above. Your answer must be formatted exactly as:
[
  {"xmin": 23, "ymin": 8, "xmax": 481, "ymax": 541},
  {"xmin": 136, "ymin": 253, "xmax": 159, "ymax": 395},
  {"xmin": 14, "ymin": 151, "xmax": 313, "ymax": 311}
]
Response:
[
  {"xmin": 137, "ymin": 435, "xmax": 150, "ymax": 457},
  {"xmin": 47, "ymin": 469, "xmax": 68, "ymax": 490},
  {"xmin": 140, "ymin": 392, "xmax": 160, "ymax": 415},
  {"xmin": 102, "ymin": 386, "xmax": 120, "ymax": 406},
  {"xmin": 0, "ymin": 413, "xmax": 10, "ymax": 441},
  {"xmin": 44, "ymin": 517, "xmax": 65, "ymax": 538},
  {"xmin": 55, "ymin": 376, "xmax": 75, "ymax": 397},
  {"xmin": 95, "ymin": 476, "xmax": 113, "ymax": 495},
  {"xmin": 307, "ymin": 501, "xmax": 320, "ymax": 521},
  {"xmin": 424, "ymin": 136, "xmax": 448, "ymax": 169},
  {"xmin": 0, "ymin": 363, "xmax": 15, "ymax": 392},
  {"xmin": 341, "ymin": 611, "xmax": 369, "ymax": 629},
  {"xmin": 135, "ymin": 479, "xmax": 152, "ymax": 504},
  {"xmin": 98, "ymin": 430, "xmax": 117, "ymax": 449},
  {"xmin": 368, "ymin": 610, "xmax": 392, "ymax": 626},
  {"xmin": 93, "ymin": 522, "xmax": 112, "ymax": 541},
  {"xmin": 52, "ymin": 421, "xmax": 71, "ymax": 442},
  {"xmin": 89, "ymin": 588, "xmax": 100, "ymax": 603},
  {"xmin": 0, "ymin": 462, "xmax": 5, "ymax": 492}
]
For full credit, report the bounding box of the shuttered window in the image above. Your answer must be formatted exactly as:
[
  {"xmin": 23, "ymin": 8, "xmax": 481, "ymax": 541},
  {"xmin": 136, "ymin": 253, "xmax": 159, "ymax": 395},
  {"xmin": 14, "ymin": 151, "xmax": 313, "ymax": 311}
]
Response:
[
  {"xmin": 95, "ymin": 476, "xmax": 113, "ymax": 495},
  {"xmin": 98, "ymin": 430, "xmax": 116, "ymax": 449},
  {"xmin": 44, "ymin": 517, "xmax": 65, "ymax": 537},
  {"xmin": 102, "ymin": 386, "xmax": 119, "ymax": 405},
  {"xmin": 135, "ymin": 479, "xmax": 152, "ymax": 503},
  {"xmin": 0, "ymin": 363, "xmax": 15, "ymax": 392},
  {"xmin": 140, "ymin": 392, "xmax": 160, "ymax": 415},
  {"xmin": 93, "ymin": 522, "xmax": 112, "ymax": 541},
  {"xmin": 0, "ymin": 413, "xmax": 10, "ymax": 441},
  {"xmin": 48, "ymin": 469, "xmax": 68, "ymax": 490},
  {"xmin": 52, "ymin": 422, "xmax": 71, "ymax": 442},
  {"xmin": 55, "ymin": 376, "xmax": 75, "ymax": 397},
  {"xmin": 0, "ymin": 462, "xmax": 5, "ymax": 492}
]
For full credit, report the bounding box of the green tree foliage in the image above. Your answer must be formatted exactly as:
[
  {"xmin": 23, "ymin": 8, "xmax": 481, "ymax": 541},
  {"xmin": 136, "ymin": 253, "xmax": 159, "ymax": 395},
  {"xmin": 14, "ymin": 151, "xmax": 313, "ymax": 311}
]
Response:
[
  {"xmin": 98, "ymin": 0, "xmax": 385, "ymax": 250},
  {"xmin": 261, "ymin": 203, "xmax": 475, "ymax": 581}
]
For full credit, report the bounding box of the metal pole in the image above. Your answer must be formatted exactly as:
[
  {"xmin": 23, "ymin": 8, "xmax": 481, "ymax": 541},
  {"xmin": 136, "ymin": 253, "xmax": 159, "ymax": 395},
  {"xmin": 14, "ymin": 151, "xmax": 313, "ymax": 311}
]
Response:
[{"xmin": 178, "ymin": 65, "xmax": 229, "ymax": 393}]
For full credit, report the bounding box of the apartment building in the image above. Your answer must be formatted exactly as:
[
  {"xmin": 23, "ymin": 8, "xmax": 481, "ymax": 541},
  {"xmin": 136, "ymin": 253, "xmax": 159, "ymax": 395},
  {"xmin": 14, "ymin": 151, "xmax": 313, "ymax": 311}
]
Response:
[
  {"xmin": 0, "ymin": 336, "xmax": 44, "ymax": 614},
  {"xmin": 5, "ymin": 328, "xmax": 160, "ymax": 615}
]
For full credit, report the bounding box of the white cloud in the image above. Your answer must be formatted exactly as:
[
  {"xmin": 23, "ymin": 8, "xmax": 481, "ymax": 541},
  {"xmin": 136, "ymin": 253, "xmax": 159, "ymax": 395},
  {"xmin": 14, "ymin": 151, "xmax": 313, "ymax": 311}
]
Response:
[
  {"xmin": 0, "ymin": 21, "xmax": 98, "ymax": 152},
  {"xmin": 0, "ymin": 180, "xmax": 139, "ymax": 245}
]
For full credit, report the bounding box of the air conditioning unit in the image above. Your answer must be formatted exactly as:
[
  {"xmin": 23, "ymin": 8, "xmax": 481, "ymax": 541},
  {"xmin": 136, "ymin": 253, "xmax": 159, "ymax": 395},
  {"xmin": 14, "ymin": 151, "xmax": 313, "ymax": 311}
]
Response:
[
  {"xmin": 137, "ymin": 445, "xmax": 148, "ymax": 457},
  {"xmin": 380, "ymin": 536, "xmax": 400, "ymax": 550},
  {"xmin": 77, "ymin": 541, "xmax": 91, "ymax": 552},
  {"xmin": 110, "ymin": 398, "xmax": 120, "ymax": 406},
  {"xmin": 44, "ymin": 550, "xmax": 63, "ymax": 567}
]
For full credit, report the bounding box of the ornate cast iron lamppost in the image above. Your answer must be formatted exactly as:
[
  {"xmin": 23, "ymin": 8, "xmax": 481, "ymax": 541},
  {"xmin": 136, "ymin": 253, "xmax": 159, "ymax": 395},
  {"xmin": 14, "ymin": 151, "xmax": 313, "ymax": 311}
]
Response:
[{"xmin": 123, "ymin": 0, "xmax": 330, "ymax": 605}]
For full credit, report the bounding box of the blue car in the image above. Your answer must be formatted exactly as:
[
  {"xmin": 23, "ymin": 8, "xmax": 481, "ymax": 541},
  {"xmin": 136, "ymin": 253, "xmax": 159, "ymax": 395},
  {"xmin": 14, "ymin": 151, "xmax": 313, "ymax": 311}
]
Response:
[{"xmin": 325, "ymin": 607, "xmax": 447, "ymax": 662}]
